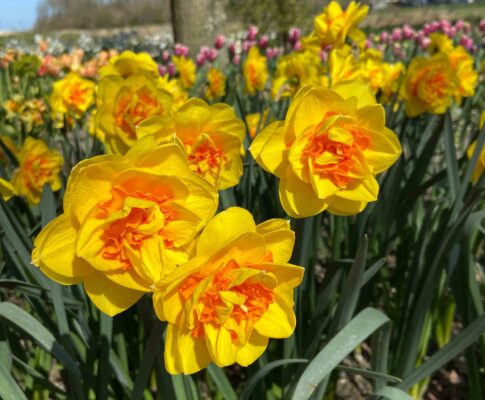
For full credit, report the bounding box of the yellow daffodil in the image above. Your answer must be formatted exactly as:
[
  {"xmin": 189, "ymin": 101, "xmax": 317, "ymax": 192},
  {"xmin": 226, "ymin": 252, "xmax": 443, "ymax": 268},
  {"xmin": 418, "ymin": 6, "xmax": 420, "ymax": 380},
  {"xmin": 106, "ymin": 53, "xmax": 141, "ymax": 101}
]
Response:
[
  {"xmin": 428, "ymin": 33, "xmax": 454, "ymax": 54},
  {"xmin": 172, "ymin": 56, "xmax": 196, "ymax": 89},
  {"xmin": 271, "ymin": 50, "xmax": 323, "ymax": 99},
  {"xmin": 153, "ymin": 207, "xmax": 304, "ymax": 374},
  {"xmin": 326, "ymin": 46, "xmax": 362, "ymax": 87},
  {"xmin": 308, "ymin": 1, "xmax": 369, "ymax": 49},
  {"xmin": 137, "ymin": 98, "xmax": 245, "ymax": 190},
  {"xmin": 50, "ymin": 72, "xmax": 95, "ymax": 127},
  {"xmin": 447, "ymin": 46, "xmax": 478, "ymax": 104},
  {"xmin": 205, "ymin": 67, "xmax": 226, "ymax": 100},
  {"xmin": 32, "ymin": 137, "xmax": 218, "ymax": 316},
  {"xmin": 243, "ymin": 47, "xmax": 268, "ymax": 95},
  {"xmin": 250, "ymin": 82, "xmax": 401, "ymax": 217},
  {"xmin": 380, "ymin": 62, "xmax": 405, "ymax": 104},
  {"xmin": 11, "ymin": 137, "xmax": 64, "ymax": 205},
  {"xmin": 95, "ymin": 73, "xmax": 173, "ymax": 154},
  {"xmin": 99, "ymin": 50, "xmax": 160, "ymax": 80},
  {"xmin": 400, "ymin": 53, "xmax": 458, "ymax": 117}
]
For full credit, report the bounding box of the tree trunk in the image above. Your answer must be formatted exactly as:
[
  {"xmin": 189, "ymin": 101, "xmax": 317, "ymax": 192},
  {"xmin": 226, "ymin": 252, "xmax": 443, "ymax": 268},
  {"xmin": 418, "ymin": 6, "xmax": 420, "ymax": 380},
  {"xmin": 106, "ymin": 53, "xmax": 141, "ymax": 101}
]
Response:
[{"xmin": 170, "ymin": 0, "xmax": 226, "ymax": 55}]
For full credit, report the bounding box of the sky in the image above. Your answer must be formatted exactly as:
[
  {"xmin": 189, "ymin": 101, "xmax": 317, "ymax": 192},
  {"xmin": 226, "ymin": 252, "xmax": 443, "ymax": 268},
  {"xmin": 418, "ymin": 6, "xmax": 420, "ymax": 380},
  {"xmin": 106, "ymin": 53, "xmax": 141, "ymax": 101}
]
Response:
[{"xmin": 0, "ymin": 0, "xmax": 40, "ymax": 32}]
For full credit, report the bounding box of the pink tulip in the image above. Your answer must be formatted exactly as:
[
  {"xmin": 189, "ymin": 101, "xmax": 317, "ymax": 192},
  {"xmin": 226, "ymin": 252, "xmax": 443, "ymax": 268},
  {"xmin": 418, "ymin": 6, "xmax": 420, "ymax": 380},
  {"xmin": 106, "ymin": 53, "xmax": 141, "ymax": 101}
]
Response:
[
  {"xmin": 247, "ymin": 25, "xmax": 259, "ymax": 40},
  {"xmin": 214, "ymin": 35, "xmax": 226, "ymax": 50},
  {"xmin": 258, "ymin": 35, "xmax": 269, "ymax": 49}
]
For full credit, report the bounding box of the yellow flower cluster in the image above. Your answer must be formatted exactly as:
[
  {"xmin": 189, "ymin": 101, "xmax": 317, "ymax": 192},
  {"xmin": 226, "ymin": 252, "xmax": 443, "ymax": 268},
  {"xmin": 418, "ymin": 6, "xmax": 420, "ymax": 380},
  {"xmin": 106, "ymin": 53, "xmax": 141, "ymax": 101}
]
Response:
[
  {"xmin": 32, "ymin": 137, "xmax": 304, "ymax": 373},
  {"xmin": 401, "ymin": 33, "xmax": 477, "ymax": 117}
]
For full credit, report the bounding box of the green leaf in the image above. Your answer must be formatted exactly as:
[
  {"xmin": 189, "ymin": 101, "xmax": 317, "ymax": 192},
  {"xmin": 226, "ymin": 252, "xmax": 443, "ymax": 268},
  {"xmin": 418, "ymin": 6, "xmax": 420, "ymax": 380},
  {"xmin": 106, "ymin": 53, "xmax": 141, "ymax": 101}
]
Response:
[
  {"xmin": 239, "ymin": 359, "xmax": 308, "ymax": 400},
  {"xmin": 399, "ymin": 312, "xmax": 485, "ymax": 390},
  {"xmin": 132, "ymin": 321, "xmax": 163, "ymax": 400},
  {"xmin": 172, "ymin": 374, "xmax": 199, "ymax": 400},
  {"xmin": 0, "ymin": 302, "xmax": 82, "ymax": 382},
  {"xmin": 336, "ymin": 365, "xmax": 400, "ymax": 384},
  {"xmin": 330, "ymin": 235, "xmax": 368, "ymax": 334},
  {"xmin": 375, "ymin": 386, "xmax": 412, "ymax": 400},
  {"xmin": 292, "ymin": 307, "xmax": 390, "ymax": 400},
  {"xmin": 0, "ymin": 362, "xmax": 28, "ymax": 400},
  {"xmin": 362, "ymin": 258, "xmax": 387, "ymax": 287},
  {"xmin": 97, "ymin": 313, "xmax": 113, "ymax": 400},
  {"xmin": 40, "ymin": 184, "xmax": 57, "ymax": 228},
  {"xmin": 207, "ymin": 364, "xmax": 237, "ymax": 400},
  {"xmin": 443, "ymin": 111, "xmax": 461, "ymax": 205}
]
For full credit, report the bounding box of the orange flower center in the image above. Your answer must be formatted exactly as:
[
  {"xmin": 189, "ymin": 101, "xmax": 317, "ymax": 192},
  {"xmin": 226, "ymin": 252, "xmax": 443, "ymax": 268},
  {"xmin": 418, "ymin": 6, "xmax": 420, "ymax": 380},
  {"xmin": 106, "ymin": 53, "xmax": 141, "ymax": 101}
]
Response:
[
  {"xmin": 179, "ymin": 259, "xmax": 274, "ymax": 341},
  {"xmin": 304, "ymin": 117, "xmax": 370, "ymax": 188},
  {"xmin": 96, "ymin": 188, "xmax": 174, "ymax": 269},
  {"xmin": 21, "ymin": 154, "xmax": 58, "ymax": 190},
  {"xmin": 66, "ymin": 83, "xmax": 90, "ymax": 108},
  {"xmin": 114, "ymin": 88, "xmax": 165, "ymax": 139},
  {"xmin": 187, "ymin": 136, "xmax": 227, "ymax": 181}
]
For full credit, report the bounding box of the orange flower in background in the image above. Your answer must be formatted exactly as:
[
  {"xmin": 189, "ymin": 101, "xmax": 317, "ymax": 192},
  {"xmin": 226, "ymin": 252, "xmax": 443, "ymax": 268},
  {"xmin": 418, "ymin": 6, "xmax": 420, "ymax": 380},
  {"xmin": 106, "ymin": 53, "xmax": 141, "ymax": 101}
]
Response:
[
  {"xmin": 172, "ymin": 56, "xmax": 196, "ymax": 89},
  {"xmin": 153, "ymin": 207, "xmax": 304, "ymax": 374},
  {"xmin": 32, "ymin": 137, "xmax": 218, "ymax": 316},
  {"xmin": 243, "ymin": 47, "xmax": 269, "ymax": 95},
  {"xmin": 50, "ymin": 72, "xmax": 95, "ymax": 126},
  {"xmin": 400, "ymin": 53, "xmax": 458, "ymax": 117},
  {"xmin": 11, "ymin": 137, "xmax": 64, "ymax": 205},
  {"xmin": 308, "ymin": 1, "xmax": 369, "ymax": 49},
  {"xmin": 96, "ymin": 73, "xmax": 173, "ymax": 154},
  {"xmin": 251, "ymin": 82, "xmax": 401, "ymax": 217},
  {"xmin": 205, "ymin": 67, "xmax": 226, "ymax": 100},
  {"xmin": 137, "ymin": 98, "xmax": 246, "ymax": 190}
]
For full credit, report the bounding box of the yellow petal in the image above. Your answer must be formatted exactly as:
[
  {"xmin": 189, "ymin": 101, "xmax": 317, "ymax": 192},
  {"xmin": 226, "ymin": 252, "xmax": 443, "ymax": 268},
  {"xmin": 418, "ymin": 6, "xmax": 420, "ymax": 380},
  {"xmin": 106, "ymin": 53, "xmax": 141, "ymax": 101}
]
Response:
[
  {"xmin": 254, "ymin": 292, "xmax": 296, "ymax": 338},
  {"xmin": 326, "ymin": 196, "xmax": 367, "ymax": 216},
  {"xmin": 333, "ymin": 80, "xmax": 376, "ymax": 108},
  {"xmin": 236, "ymin": 330, "xmax": 269, "ymax": 367},
  {"xmin": 260, "ymin": 227, "xmax": 295, "ymax": 263},
  {"xmin": 279, "ymin": 168, "xmax": 329, "ymax": 218},
  {"xmin": 69, "ymin": 159, "xmax": 125, "ymax": 225},
  {"xmin": 204, "ymin": 323, "xmax": 237, "ymax": 367},
  {"xmin": 164, "ymin": 324, "xmax": 211, "ymax": 375},
  {"xmin": 287, "ymin": 86, "xmax": 342, "ymax": 139},
  {"xmin": 250, "ymin": 121, "xmax": 287, "ymax": 177},
  {"xmin": 83, "ymin": 271, "xmax": 144, "ymax": 316},
  {"xmin": 364, "ymin": 127, "xmax": 402, "ymax": 174},
  {"xmin": 33, "ymin": 214, "xmax": 92, "ymax": 279},
  {"xmin": 254, "ymin": 262, "xmax": 305, "ymax": 289},
  {"xmin": 0, "ymin": 178, "xmax": 15, "ymax": 201},
  {"xmin": 336, "ymin": 175, "xmax": 379, "ymax": 202},
  {"xmin": 196, "ymin": 207, "xmax": 256, "ymax": 257}
]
